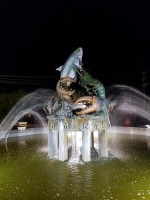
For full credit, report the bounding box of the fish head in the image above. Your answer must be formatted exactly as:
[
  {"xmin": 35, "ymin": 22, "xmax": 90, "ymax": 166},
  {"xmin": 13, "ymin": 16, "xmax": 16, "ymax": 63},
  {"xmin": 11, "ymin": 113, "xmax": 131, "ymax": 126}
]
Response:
[
  {"xmin": 74, "ymin": 47, "xmax": 83, "ymax": 58},
  {"xmin": 56, "ymin": 47, "xmax": 83, "ymax": 81}
]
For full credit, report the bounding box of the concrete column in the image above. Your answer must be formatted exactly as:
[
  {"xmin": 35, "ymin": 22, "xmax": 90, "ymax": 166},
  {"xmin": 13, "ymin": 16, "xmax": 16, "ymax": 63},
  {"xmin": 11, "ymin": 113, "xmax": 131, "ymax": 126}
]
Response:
[
  {"xmin": 58, "ymin": 121, "xmax": 68, "ymax": 161},
  {"xmin": 48, "ymin": 130, "xmax": 58, "ymax": 158},
  {"xmin": 98, "ymin": 128, "xmax": 108, "ymax": 157},
  {"xmin": 82, "ymin": 121, "xmax": 92, "ymax": 162}
]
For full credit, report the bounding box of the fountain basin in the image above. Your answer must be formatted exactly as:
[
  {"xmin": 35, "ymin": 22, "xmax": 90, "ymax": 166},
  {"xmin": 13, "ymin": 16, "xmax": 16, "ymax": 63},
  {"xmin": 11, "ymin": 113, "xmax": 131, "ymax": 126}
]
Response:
[{"xmin": 0, "ymin": 129, "xmax": 150, "ymax": 200}]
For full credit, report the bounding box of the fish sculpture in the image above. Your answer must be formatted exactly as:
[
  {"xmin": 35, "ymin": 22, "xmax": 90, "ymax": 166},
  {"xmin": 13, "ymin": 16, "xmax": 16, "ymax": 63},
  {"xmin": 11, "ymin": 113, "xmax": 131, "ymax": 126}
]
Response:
[
  {"xmin": 56, "ymin": 47, "xmax": 83, "ymax": 81},
  {"xmin": 56, "ymin": 47, "xmax": 83, "ymax": 101}
]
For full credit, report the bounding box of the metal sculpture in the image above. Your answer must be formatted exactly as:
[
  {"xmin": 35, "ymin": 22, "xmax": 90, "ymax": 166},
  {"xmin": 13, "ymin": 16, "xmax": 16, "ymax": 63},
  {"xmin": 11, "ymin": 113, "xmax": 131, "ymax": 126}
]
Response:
[
  {"xmin": 47, "ymin": 47, "xmax": 110, "ymax": 123},
  {"xmin": 47, "ymin": 47, "xmax": 110, "ymax": 162}
]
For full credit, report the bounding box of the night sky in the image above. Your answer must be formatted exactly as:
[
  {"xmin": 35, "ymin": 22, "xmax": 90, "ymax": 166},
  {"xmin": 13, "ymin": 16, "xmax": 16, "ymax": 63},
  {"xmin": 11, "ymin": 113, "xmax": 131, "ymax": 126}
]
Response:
[{"xmin": 0, "ymin": 0, "xmax": 150, "ymax": 93}]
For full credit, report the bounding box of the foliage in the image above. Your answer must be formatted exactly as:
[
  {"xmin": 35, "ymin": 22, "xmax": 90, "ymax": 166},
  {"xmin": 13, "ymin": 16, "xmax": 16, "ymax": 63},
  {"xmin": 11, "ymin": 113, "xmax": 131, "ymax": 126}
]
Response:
[{"xmin": 0, "ymin": 90, "xmax": 27, "ymax": 122}]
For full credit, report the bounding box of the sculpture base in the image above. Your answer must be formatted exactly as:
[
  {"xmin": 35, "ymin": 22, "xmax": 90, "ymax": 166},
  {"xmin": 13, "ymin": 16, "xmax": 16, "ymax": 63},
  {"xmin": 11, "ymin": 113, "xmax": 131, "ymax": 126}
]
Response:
[{"xmin": 47, "ymin": 116, "xmax": 109, "ymax": 162}]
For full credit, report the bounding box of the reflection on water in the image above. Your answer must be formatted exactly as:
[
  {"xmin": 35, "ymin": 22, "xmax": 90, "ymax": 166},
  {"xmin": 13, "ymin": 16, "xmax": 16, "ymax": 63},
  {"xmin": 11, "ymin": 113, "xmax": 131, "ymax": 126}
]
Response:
[{"xmin": 0, "ymin": 133, "xmax": 150, "ymax": 199}]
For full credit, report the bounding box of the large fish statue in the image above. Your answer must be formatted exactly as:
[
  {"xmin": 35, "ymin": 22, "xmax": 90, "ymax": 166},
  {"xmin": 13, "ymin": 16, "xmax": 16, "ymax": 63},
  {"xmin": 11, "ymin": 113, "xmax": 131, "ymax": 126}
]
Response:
[
  {"xmin": 56, "ymin": 47, "xmax": 83, "ymax": 101},
  {"xmin": 56, "ymin": 47, "xmax": 83, "ymax": 82}
]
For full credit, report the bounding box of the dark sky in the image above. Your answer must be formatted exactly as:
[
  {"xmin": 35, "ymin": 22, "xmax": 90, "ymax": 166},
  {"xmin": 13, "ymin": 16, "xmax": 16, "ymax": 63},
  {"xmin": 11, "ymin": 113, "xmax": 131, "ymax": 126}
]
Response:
[{"xmin": 0, "ymin": 0, "xmax": 150, "ymax": 93}]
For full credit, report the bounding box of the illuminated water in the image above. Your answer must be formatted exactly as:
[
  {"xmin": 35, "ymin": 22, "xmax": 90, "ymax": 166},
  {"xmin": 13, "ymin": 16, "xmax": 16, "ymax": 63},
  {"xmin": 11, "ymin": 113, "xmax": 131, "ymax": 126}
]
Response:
[{"xmin": 0, "ymin": 132, "xmax": 150, "ymax": 200}]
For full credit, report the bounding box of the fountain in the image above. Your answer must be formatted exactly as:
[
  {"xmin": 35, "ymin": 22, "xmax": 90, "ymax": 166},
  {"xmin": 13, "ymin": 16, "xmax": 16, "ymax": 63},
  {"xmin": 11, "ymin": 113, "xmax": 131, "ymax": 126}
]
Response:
[
  {"xmin": 0, "ymin": 47, "xmax": 150, "ymax": 164},
  {"xmin": 0, "ymin": 47, "xmax": 110, "ymax": 163},
  {"xmin": 46, "ymin": 47, "xmax": 110, "ymax": 162},
  {"xmin": 1, "ymin": 48, "xmax": 150, "ymax": 199},
  {"xmin": 0, "ymin": 47, "xmax": 150, "ymax": 163}
]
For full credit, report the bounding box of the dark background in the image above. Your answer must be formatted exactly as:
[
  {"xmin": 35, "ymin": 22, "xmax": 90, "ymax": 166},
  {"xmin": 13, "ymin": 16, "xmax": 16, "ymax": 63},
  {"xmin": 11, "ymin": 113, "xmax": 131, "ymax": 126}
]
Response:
[{"xmin": 0, "ymin": 0, "xmax": 150, "ymax": 94}]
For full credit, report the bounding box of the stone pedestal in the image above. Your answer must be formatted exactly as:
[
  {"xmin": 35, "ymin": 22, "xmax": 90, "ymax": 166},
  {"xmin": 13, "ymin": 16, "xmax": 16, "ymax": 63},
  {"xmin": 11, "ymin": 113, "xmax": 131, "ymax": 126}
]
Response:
[{"xmin": 47, "ymin": 116, "xmax": 109, "ymax": 162}]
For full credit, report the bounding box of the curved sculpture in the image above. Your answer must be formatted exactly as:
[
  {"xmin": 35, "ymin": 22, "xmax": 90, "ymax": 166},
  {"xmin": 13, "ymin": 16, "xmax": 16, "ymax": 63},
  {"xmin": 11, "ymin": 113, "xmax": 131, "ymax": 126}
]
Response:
[
  {"xmin": 47, "ymin": 47, "xmax": 110, "ymax": 162},
  {"xmin": 47, "ymin": 47, "xmax": 110, "ymax": 125},
  {"xmin": 74, "ymin": 67, "xmax": 106, "ymax": 115}
]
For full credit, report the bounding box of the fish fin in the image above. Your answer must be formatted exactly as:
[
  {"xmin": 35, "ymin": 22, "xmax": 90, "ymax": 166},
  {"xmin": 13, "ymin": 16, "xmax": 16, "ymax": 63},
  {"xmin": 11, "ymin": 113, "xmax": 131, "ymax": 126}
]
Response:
[{"xmin": 56, "ymin": 66, "xmax": 63, "ymax": 71}]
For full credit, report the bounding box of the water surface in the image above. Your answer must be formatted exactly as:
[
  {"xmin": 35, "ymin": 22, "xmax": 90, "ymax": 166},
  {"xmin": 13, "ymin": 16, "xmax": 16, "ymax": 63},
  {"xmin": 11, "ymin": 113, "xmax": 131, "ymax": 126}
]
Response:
[{"xmin": 0, "ymin": 133, "xmax": 150, "ymax": 200}]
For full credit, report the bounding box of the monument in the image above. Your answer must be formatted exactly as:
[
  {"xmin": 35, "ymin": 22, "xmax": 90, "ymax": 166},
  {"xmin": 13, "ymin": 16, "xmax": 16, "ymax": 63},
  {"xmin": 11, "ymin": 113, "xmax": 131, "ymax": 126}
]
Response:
[{"xmin": 47, "ymin": 47, "xmax": 111, "ymax": 162}]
